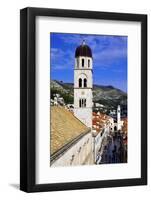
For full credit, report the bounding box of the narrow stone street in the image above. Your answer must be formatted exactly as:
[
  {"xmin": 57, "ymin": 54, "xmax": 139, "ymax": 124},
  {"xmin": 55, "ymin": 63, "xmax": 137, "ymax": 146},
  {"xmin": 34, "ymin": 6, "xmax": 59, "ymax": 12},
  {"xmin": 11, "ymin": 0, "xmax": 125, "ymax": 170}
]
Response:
[{"xmin": 99, "ymin": 132, "xmax": 127, "ymax": 164}]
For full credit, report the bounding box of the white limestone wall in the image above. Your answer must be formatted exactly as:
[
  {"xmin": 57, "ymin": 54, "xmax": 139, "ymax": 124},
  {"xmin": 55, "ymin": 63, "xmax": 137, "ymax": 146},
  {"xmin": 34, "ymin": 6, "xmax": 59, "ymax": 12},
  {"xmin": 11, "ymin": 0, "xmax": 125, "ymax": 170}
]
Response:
[
  {"xmin": 74, "ymin": 107, "xmax": 92, "ymax": 128},
  {"xmin": 51, "ymin": 132, "xmax": 93, "ymax": 167},
  {"xmin": 74, "ymin": 55, "xmax": 93, "ymax": 129},
  {"xmin": 74, "ymin": 71, "xmax": 93, "ymax": 128},
  {"xmin": 94, "ymin": 132, "xmax": 103, "ymax": 162},
  {"xmin": 74, "ymin": 88, "xmax": 93, "ymax": 108}
]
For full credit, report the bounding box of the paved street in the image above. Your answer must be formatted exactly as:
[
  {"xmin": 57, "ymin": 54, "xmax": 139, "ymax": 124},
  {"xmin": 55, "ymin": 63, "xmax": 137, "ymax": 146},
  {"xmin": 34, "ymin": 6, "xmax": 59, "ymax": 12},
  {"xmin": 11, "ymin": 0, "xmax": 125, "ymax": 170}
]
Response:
[{"xmin": 99, "ymin": 132, "xmax": 127, "ymax": 164}]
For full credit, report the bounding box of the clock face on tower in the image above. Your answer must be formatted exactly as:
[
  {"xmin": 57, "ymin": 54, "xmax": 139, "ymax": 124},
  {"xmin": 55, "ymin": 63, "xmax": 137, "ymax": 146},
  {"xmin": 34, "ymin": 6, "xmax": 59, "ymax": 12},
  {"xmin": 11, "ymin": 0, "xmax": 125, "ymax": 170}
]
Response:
[{"xmin": 81, "ymin": 91, "xmax": 85, "ymax": 95}]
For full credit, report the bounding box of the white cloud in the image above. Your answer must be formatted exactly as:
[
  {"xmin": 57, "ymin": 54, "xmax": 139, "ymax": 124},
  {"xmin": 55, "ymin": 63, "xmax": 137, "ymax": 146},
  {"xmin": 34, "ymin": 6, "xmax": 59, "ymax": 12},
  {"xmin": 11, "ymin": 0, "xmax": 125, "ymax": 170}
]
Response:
[{"xmin": 51, "ymin": 33, "xmax": 127, "ymax": 70}]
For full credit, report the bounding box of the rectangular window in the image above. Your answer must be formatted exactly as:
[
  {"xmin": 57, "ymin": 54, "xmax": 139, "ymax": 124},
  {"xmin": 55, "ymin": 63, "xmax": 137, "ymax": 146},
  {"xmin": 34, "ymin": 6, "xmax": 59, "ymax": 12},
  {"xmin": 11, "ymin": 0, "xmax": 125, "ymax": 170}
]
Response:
[{"xmin": 79, "ymin": 99, "xmax": 81, "ymax": 107}]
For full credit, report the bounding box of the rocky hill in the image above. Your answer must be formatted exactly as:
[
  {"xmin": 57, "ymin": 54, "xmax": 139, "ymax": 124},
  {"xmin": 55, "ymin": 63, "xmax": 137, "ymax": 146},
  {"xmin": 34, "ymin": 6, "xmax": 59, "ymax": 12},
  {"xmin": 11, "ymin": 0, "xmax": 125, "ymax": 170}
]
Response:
[{"xmin": 50, "ymin": 80, "xmax": 127, "ymax": 110}]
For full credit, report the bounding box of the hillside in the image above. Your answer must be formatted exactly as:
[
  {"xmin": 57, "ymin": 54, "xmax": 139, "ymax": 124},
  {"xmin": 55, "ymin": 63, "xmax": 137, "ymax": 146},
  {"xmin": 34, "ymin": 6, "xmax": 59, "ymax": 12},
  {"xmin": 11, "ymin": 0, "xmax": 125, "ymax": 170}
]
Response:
[{"xmin": 50, "ymin": 80, "xmax": 127, "ymax": 110}]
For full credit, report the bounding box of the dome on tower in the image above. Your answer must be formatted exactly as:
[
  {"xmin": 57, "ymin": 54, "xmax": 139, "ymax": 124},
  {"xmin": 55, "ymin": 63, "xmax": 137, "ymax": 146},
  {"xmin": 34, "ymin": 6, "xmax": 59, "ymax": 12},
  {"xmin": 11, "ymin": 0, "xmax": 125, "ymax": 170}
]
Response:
[{"xmin": 75, "ymin": 40, "xmax": 92, "ymax": 58}]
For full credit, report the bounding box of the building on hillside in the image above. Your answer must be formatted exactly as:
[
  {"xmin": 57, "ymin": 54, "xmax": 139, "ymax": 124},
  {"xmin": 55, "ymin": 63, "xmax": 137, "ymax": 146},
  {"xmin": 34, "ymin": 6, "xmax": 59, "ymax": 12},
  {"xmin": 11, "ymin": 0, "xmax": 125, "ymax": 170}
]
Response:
[
  {"xmin": 74, "ymin": 40, "xmax": 93, "ymax": 128},
  {"xmin": 51, "ymin": 93, "xmax": 65, "ymax": 106},
  {"xmin": 50, "ymin": 106, "xmax": 93, "ymax": 167}
]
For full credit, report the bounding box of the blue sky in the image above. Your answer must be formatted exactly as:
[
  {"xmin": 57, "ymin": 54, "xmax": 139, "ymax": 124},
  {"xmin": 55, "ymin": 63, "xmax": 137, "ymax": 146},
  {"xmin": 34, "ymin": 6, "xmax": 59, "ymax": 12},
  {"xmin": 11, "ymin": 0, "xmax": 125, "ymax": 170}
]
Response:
[{"xmin": 50, "ymin": 33, "xmax": 127, "ymax": 92}]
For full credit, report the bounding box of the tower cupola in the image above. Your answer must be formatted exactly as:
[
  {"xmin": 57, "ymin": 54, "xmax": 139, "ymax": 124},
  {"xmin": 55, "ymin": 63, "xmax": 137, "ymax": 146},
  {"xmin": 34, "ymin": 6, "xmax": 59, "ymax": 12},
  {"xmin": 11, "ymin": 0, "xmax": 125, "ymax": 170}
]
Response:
[{"xmin": 75, "ymin": 40, "xmax": 92, "ymax": 58}]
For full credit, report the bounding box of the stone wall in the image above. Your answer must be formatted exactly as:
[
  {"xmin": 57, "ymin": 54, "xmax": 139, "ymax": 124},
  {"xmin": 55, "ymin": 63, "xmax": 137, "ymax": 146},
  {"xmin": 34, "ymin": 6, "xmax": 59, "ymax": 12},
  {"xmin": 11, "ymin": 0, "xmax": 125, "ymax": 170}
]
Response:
[{"xmin": 51, "ymin": 131, "xmax": 93, "ymax": 167}]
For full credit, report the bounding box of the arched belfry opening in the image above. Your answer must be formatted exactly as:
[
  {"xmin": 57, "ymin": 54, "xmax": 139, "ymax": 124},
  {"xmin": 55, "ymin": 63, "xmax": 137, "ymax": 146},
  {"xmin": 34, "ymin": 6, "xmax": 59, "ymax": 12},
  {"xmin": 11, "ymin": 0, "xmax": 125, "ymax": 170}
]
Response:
[
  {"xmin": 84, "ymin": 78, "xmax": 87, "ymax": 87},
  {"xmin": 79, "ymin": 78, "xmax": 82, "ymax": 88}
]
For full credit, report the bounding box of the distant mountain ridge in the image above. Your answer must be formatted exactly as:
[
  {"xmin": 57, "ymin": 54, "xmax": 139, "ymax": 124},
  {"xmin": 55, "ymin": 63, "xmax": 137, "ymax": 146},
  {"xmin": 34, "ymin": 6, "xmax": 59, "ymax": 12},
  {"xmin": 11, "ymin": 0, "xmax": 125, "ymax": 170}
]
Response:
[{"xmin": 51, "ymin": 80, "xmax": 127, "ymax": 109}]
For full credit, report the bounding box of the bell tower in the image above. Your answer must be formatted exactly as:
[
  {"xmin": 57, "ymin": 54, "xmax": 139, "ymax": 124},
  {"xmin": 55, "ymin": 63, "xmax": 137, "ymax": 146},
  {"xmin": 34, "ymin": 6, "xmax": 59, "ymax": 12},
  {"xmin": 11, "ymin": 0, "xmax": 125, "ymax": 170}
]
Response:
[{"xmin": 74, "ymin": 40, "xmax": 93, "ymax": 128}]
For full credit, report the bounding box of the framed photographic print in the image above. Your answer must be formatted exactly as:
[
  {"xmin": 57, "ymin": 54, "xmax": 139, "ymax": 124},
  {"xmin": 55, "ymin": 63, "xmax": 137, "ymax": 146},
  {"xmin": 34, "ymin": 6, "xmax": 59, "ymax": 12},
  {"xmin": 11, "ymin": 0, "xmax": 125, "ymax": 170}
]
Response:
[{"xmin": 20, "ymin": 7, "xmax": 147, "ymax": 192}]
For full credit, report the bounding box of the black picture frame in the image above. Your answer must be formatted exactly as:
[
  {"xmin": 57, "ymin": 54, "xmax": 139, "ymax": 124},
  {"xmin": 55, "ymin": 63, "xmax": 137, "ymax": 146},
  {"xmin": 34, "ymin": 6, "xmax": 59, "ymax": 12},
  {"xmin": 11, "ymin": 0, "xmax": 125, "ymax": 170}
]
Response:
[{"xmin": 20, "ymin": 7, "xmax": 147, "ymax": 192}]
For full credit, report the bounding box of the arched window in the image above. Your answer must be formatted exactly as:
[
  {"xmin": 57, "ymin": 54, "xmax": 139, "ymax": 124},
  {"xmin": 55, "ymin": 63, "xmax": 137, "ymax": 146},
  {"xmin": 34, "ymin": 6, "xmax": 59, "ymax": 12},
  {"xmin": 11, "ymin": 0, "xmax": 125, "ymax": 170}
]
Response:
[
  {"xmin": 88, "ymin": 59, "xmax": 90, "ymax": 67},
  {"xmin": 82, "ymin": 58, "xmax": 84, "ymax": 67},
  {"xmin": 84, "ymin": 78, "xmax": 87, "ymax": 87},
  {"xmin": 79, "ymin": 99, "xmax": 81, "ymax": 107},
  {"xmin": 79, "ymin": 78, "xmax": 82, "ymax": 88}
]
